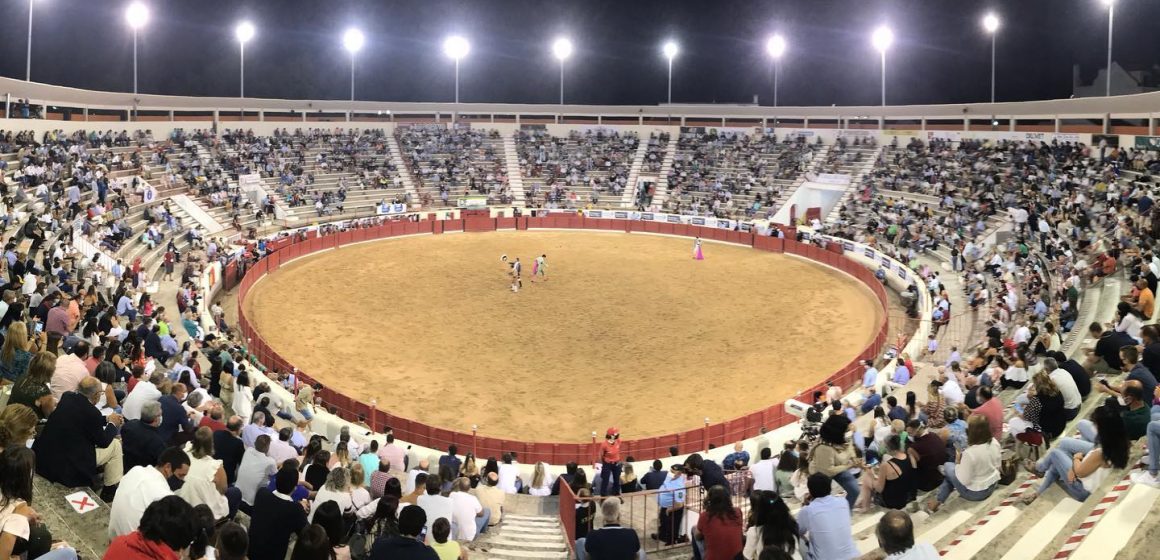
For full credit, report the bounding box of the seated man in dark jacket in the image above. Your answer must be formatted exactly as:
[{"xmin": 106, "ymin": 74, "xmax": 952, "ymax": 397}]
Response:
[
  {"xmin": 157, "ymin": 382, "xmax": 195, "ymax": 445},
  {"xmin": 120, "ymin": 400, "xmax": 167, "ymax": 471},
  {"xmin": 34, "ymin": 377, "xmax": 124, "ymax": 500},
  {"xmin": 370, "ymin": 504, "xmax": 439, "ymax": 560},
  {"xmin": 247, "ymin": 465, "xmax": 309, "ymax": 560}
]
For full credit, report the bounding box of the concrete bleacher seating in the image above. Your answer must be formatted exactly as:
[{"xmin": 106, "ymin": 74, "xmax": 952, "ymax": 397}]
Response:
[{"xmin": 516, "ymin": 128, "xmax": 637, "ymax": 209}]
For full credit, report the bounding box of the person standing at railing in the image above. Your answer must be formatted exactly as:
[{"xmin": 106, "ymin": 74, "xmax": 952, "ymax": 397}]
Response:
[{"xmin": 597, "ymin": 427, "xmax": 622, "ymax": 496}]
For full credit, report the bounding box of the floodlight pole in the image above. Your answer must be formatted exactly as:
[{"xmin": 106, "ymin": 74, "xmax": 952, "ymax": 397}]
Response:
[
  {"xmin": 25, "ymin": 0, "xmax": 34, "ymax": 81},
  {"xmin": 240, "ymin": 42, "xmax": 246, "ymax": 99},
  {"xmin": 990, "ymin": 34, "xmax": 996, "ymax": 103},
  {"xmin": 773, "ymin": 60, "xmax": 780, "ymax": 108},
  {"xmin": 667, "ymin": 57, "xmax": 673, "ymax": 105},
  {"xmin": 454, "ymin": 59, "xmax": 460, "ymax": 104},
  {"xmin": 559, "ymin": 61, "xmax": 565, "ymax": 105},
  {"xmin": 880, "ymin": 50, "xmax": 886, "ymax": 107},
  {"xmin": 350, "ymin": 51, "xmax": 356, "ymax": 102},
  {"xmin": 1106, "ymin": 3, "xmax": 1114, "ymax": 97}
]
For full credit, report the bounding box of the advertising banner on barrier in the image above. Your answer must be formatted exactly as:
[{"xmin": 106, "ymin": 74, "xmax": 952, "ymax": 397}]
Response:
[{"xmin": 375, "ymin": 202, "xmax": 408, "ymax": 215}]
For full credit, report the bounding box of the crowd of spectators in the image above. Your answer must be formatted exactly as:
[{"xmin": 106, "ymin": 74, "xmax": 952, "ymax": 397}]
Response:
[
  {"xmin": 398, "ymin": 125, "xmax": 511, "ymax": 207},
  {"xmin": 664, "ymin": 130, "xmax": 815, "ymax": 219},
  {"xmin": 516, "ymin": 128, "xmax": 637, "ymax": 208}
]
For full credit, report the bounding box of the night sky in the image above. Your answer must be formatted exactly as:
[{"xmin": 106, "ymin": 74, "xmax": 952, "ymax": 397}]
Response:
[{"xmin": 1, "ymin": 0, "xmax": 1159, "ymax": 106}]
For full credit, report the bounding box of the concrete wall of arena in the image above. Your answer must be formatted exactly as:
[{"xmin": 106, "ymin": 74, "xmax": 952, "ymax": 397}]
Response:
[{"xmin": 229, "ymin": 214, "xmax": 890, "ymax": 474}]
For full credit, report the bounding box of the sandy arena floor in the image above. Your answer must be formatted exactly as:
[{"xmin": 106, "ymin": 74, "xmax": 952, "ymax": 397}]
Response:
[{"xmin": 243, "ymin": 231, "xmax": 882, "ymax": 442}]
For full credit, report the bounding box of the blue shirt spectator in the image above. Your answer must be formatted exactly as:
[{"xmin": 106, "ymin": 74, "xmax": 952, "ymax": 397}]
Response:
[
  {"xmin": 722, "ymin": 446, "xmax": 750, "ymax": 470},
  {"xmin": 797, "ymin": 492, "xmax": 859, "ymax": 559},
  {"xmin": 862, "ymin": 363, "xmax": 879, "ymax": 388},
  {"xmin": 657, "ymin": 473, "xmax": 687, "ymax": 508},
  {"xmin": 892, "ymin": 364, "xmax": 911, "ymax": 385},
  {"xmin": 861, "ymin": 390, "xmax": 882, "ymax": 414}
]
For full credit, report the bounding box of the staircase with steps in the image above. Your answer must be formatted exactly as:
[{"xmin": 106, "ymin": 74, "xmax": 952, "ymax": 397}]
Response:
[
  {"xmin": 469, "ymin": 513, "xmax": 569, "ymax": 560},
  {"xmin": 501, "ymin": 135, "xmax": 528, "ymax": 208},
  {"xmin": 619, "ymin": 139, "xmax": 653, "ymax": 208},
  {"xmin": 649, "ymin": 135, "xmax": 679, "ymax": 210},
  {"xmin": 385, "ymin": 133, "xmax": 422, "ymax": 204},
  {"xmin": 823, "ymin": 144, "xmax": 882, "ymax": 224}
]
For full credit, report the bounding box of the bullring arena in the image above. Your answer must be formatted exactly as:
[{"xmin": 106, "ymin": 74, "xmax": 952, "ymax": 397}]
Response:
[
  {"xmin": 6, "ymin": 4, "xmax": 1160, "ymax": 559},
  {"xmin": 243, "ymin": 230, "xmax": 882, "ymax": 441}
]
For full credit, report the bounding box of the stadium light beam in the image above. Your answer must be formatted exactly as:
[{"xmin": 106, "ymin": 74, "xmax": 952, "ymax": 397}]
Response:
[
  {"xmin": 983, "ymin": 13, "xmax": 999, "ymax": 103},
  {"xmin": 444, "ymin": 36, "xmax": 470, "ymax": 103},
  {"xmin": 662, "ymin": 40, "xmax": 679, "ymax": 105},
  {"xmin": 125, "ymin": 1, "xmax": 149, "ymax": 109},
  {"xmin": 235, "ymin": 21, "xmax": 255, "ymax": 99},
  {"xmin": 552, "ymin": 37, "xmax": 573, "ymax": 105},
  {"xmin": 342, "ymin": 28, "xmax": 365, "ymax": 101},
  {"xmin": 766, "ymin": 34, "xmax": 787, "ymax": 107},
  {"xmin": 1102, "ymin": 0, "xmax": 1114, "ymax": 97},
  {"xmin": 871, "ymin": 26, "xmax": 893, "ymax": 107}
]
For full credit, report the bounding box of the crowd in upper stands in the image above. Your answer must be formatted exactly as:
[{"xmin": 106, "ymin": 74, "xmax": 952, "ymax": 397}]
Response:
[{"xmin": 398, "ymin": 124, "xmax": 511, "ymax": 207}]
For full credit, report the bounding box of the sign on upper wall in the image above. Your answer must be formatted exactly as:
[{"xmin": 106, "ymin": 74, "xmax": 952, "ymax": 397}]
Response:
[{"xmin": 1135, "ymin": 136, "xmax": 1160, "ymax": 149}]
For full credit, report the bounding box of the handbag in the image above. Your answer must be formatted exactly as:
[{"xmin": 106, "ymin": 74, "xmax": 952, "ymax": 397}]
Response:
[{"xmin": 998, "ymin": 450, "xmax": 1019, "ymax": 486}]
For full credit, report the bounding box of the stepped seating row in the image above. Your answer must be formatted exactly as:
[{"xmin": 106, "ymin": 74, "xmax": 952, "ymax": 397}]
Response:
[
  {"xmin": 516, "ymin": 129, "xmax": 637, "ymax": 209},
  {"xmin": 397, "ymin": 125, "xmax": 509, "ymax": 207}
]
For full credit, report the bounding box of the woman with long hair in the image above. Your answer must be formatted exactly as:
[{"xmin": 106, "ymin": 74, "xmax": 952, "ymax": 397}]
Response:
[
  {"xmin": 369, "ymin": 495, "xmax": 403, "ymax": 539},
  {"xmin": 289, "ymin": 524, "xmax": 335, "ymax": 560},
  {"xmin": 1115, "ymin": 301, "xmax": 1145, "ymax": 343},
  {"xmin": 231, "ymin": 369, "xmax": 254, "ymax": 422},
  {"xmin": 0, "ymin": 321, "xmax": 36, "ymax": 382},
  {"xmin": 742, "ymin": 490, "xmax": 797, "ymax": 559},
  {"xmin": 773, "ymin": 450, "xmax": 798, "ymax": 501},
  {"xmin": 302, "ymin": 436, "xmax": 324, "ymax": 472},
  {"xmin": 310, "ymin": 467, "xmax": 354, "ymax": 522},
  {"xmin": 348, "ymin": 463, "xmax": 372, "ymax": 512},
  {"xmin": 0, "ymin": 446, "xmax": 75, "ymax": 559},
  {"xmin": 528, "ymin": 462, "xmax": 551, "ymax": 496},
  {"xmin": 619, "ymin": 463, "xmax": 641, "ymax": 494},
  {"xmin": 176, "ymin": 427, "xmax": 234, "ymax": 522},
  {"xmin": 1007, "ymin": 371, "xmax": 1065, "ymax": 441},
  {"xmin": 311, "ymin": 501, "xmax": 351, "ymax": 560},
  {"xmin": 1023, "ymin": 405, "xmax": 1130, "ymax": 503},
  {"xmin": 693, "ymin": 485, "xmax": 743, "ymax": 560},
  {"xmin": 921, "ymin": 382, "xmax": 946, "ymax": 429},
  {"xmin": 8, "ymin": 351, "xmax": 58, "ymax": 419},
  {"xmin": 926, "ymin": 415, "xmax": 1001, "ymax": 512},
  {"xmin": 461, "ymin": 453, "xmax": 480, "ymax": 488},
  {"xmin": 93, "ymin": 361, "xmax": 121, "ymax": 412}
]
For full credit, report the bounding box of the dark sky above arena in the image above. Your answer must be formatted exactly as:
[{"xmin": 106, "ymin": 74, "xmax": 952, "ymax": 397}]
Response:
[{"xmin": 2, "ymin": 0, "xmax": 1159, "ymax": 107}]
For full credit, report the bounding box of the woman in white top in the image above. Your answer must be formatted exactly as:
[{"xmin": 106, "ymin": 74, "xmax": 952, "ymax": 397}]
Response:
[
  {"xmin": 309, "ymin": 466, "xmax": 355, "ymax": 522},
  {"xmin": 348, "ymin": 463, "xmax": 373, "ymax": 512},
  {"xmin": 497, "ymin": 453, "xmax": 520, "ymax": 494},
  {"xmin": 177, "ymin": 427, "xmax": 233, "ymax": 521},
  {"xmin": 231, "ymin": 370, "xmax": 254, "ymax": 422},
  {"xmin": 926, "ymin": 415, "xmax": 1001, "ymax": 512},
  {"xmin": 1115, "ymin": 302, "xmax": 1145, "ymax": 343},
  {"xmin": 527, "ymin": 462, "xmax": 552, "ymax": 496},
  {"xmin": 1022, "ymin": 404, "xmax": 1130, "ymax": 504}
]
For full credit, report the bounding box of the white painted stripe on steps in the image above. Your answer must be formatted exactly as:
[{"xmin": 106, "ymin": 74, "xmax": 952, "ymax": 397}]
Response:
[
  {"xmin": 1069, "ymin": 485, "xmax": 1160, "ymax": 560},
  {"xmin": 916, "ymin": 510, "xmax": 973, "ymax": 547},
  {"xmin": 851, "ymin": 512, "xmax": 885, "ymax": 535},
  {"xmin": 471, "ymin": 546, "xmax": 569, "ymax": 558},
  {"xmin": 943, "ymin": 506, "xmax": 1020, "ymax": 560},
  {"xmin": 503, "ymin": 514, "xmax": 560, "ymax": 522},
  {"xmin": 998, "ymin": 498, "xmax": 1083, "ymax": 560},
  {"xmin": 481, "ymin": 538, "xmax": 568, "ymax": 550},
  {"xmin": 498, "ymin": 525, "xmax": 562, "ymax": 534}
]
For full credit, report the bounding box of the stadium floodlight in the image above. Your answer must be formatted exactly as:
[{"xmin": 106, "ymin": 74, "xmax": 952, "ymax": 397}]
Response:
[
  {"xmin": 25, "ymin": 0, "xmax": 38, "ymax": 82},
  {"xmin": 125, "ymin": 2, "xmax": 149, "ymax": 104},
  {"xmin": 871, "ymin": 26, "xmax": 893, "ymax": 106},
  {"xmin": 662, "ymin": 41, "xmax": 679, "ymax": 104},
  {"xmin": 444, "ymin": 36, "xmax": 470, "ymax": 103},
  {"xmin": 982, "ymin": 13, "xmax": 999, "ymax": 103},
  {"xmin": 1101, "ymin": 0, "xmax": 1114, "ymax": 96},
  {"xmin": 552, "ymin": 38, "xmax": 573, "ymax": 104},
  {"xmin": 766, "ymin": 34, "xmax": 787, "ymax": 107},
  {"xmin": 342, "ymin": 28, "xmax": 365, "ymax": 102},
  {"xmin": 235, "ymin": 21, "xmax": 255, "ymax": 99}
]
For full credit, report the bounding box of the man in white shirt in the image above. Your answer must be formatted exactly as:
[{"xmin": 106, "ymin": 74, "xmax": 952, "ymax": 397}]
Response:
[
  {"xmin": 1044, "ymin": 357, "xmax": 1083, "ymax": 420},
  {"xmin": 404, "ymin": 459, "xmax": 430, "ymax": 495},
  {"xmin": 236, "ymin": 435, "xmax": 278, "ymax": 507},
  {"xmin": 108, "ymin": 447, "xmax": 190, "ymax": 537},
  {"xmin": 268, "ymin": 427, "xmax": 301, "ymax": 467},
  {"xmin": 449, "ymin": 477, "xmax": 489, "ymax": 541},
  {"xmin": 749, "ymin": 448, "xmax": 776, "ymax": 492},
  {"xmin": 120, "ymin": 371, "xmax": 165, "ymax": 420},
  {"xmin": 416, "ymin": 475, "xmax": 454, "ymax": 537}
]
